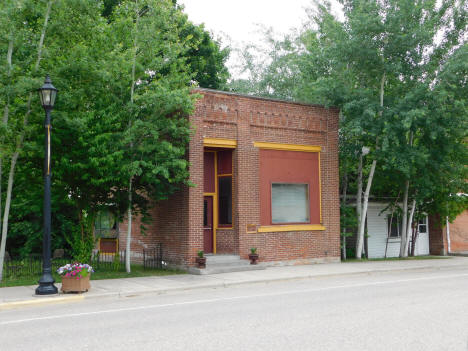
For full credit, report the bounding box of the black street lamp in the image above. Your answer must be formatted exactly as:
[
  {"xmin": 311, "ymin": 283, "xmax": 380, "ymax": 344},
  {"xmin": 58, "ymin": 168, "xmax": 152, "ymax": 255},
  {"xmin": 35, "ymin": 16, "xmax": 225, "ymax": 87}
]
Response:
[{"xmin": 36, "ymin": 75, "xmax": 58, "ymax": 295}]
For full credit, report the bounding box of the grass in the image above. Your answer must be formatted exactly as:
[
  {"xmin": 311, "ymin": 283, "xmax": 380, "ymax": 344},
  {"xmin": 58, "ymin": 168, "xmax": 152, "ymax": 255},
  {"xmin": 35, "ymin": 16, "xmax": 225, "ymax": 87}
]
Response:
[
  {"xmin": 0, "ymin": 265, "xmax": 185, "ymax": 288},
  {"xmin": 343, "ymin": 255, "xmax": 451, "ymax": 262}
]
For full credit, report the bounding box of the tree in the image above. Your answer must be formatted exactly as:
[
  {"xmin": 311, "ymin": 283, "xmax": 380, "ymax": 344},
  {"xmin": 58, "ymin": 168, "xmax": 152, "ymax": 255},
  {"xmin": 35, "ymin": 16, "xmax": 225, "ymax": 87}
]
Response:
[
  {"xmin": 229, "ymin": 0, "xmax": 467, "ymax": 259},
  {"xmin": 102, "ymin": 0, "xmax": 230, "ymax": 89},
  {"xmin": 0, "ymin": 0, "xmax": 215, "ymax": 279}
]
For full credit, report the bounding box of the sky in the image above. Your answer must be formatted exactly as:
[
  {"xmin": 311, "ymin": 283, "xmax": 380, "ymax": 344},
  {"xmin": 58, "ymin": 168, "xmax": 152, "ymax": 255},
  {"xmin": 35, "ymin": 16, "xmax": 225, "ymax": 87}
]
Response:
[{"xmin": 178, "ymin": 0, "xmax": 330, "ymax": 78}]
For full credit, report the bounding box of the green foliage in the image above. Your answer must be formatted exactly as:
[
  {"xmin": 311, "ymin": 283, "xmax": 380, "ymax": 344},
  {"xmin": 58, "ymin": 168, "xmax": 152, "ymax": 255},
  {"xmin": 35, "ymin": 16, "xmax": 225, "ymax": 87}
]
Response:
[
  {"xmin": 250, "ymin": 247, "xmax": 257, "ymax": 254},
  {"xmin": 231, "ymin": 0, "xmax": 468, "ymax": 222},
  {"xmin": 64, "ymin": 212, "xmax": 95, "ymax": 263},
  {"xmin": 1, "ymin": 0, "xmax": 227, "ymax": 259},
  {"xmin": 101, "ymin": 0, "xmax": 230, "ymax": 89},
  {"xmin": 197, "ymin": 250, "xmax": 204, "ymax": 258},
  {"xmin": 112, "ymin": 251, "xmax": 121, "ymax": 272}
]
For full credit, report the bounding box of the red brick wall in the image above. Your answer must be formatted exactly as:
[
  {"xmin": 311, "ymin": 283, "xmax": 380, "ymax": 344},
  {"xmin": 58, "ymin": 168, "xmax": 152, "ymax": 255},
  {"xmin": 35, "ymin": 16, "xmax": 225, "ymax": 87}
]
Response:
[
  {"xmin": 449, "ymin": 210, "xmax": 468, "ymax": 252},
  {"xmin": 429, "ymin": 211, "xmax": 468, "ymax": 255},
  {"xmin": 429, "ymin": 215, "xmax": 447, "ymax": 255},
  {"xmin": 122, "ymin": 89, "xmax": 340, "ymax": 267}
]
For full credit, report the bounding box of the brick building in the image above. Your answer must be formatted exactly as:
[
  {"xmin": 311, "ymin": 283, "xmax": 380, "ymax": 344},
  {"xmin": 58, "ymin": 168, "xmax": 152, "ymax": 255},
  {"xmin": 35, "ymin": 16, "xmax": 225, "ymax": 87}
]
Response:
[
  {"xmin": 429, "ymin": 210, "xmax": 468, "ymax": 255},
  {"xmin": 112, "ymin": 89, "xmax": 340, "ymax": 268}
]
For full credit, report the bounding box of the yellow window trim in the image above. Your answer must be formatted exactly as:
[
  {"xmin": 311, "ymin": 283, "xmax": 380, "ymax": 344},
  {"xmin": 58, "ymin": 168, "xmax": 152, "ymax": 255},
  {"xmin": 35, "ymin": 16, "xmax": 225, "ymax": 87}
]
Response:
[
  {"xmin": 257, "ymin": 224, "xmax": 326, "ymax": 233},
  {"xmin": 204, "ymin": 138, "xmax": 237, "ymax": 148},
  {"xmin": 253, "ymin": 142, "xmax": 321, "ymax": 152}
]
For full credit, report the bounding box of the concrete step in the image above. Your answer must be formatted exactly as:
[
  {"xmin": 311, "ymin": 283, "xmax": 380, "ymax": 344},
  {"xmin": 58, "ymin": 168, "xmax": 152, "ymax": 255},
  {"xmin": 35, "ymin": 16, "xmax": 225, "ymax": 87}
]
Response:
[
  {"xmin": 205, "ymin": 254, "xmax": 241, "ymax": 264},
  {"xmin": 188, "ymin": 263, "xmax": 265, "ymax": 275},
  {"xmin": 207, "ymin": 259, "xmax": 250, "ymax": 267}
]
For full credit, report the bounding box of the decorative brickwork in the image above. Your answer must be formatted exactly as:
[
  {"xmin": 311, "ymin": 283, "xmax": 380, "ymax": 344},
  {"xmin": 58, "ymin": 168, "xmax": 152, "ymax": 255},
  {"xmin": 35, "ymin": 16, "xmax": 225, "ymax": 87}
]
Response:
[{"xmin": 121, "ymin": 89, "xmax": 340, "ymax": 267}]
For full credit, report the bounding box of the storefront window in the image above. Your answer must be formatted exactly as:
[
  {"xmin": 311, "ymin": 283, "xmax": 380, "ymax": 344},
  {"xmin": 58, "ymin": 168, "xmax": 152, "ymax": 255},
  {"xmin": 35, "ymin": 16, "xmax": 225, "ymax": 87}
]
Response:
[{"xmin": 271, "ymin": 183, "xmax": 310, "ymax": 223}]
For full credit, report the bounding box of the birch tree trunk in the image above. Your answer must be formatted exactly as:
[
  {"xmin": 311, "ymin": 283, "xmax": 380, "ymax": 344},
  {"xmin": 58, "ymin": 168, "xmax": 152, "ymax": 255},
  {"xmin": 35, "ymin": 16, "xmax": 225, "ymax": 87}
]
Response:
[
  {"xmin": 341, "ymin": 171, "xmax": 348, "ymax": 260},
  {"xmin": 355, "ymin": 159, "xmax": 377, "ymax": 259},
  {"xmin": 354, "ymin": 153, "xmax": 363, "ymax": 258},
  {"xmin": 400, "ymin": 180, "xmax": 409, "ymax": 257},
  {"xmin": 402, "ymin": 198, "xmax": 416, "ymax": 258},
  {"xmin": 355, "ymin": 73, "xmax": 385, "ymax": 259},
  {"xmin": 125, "ymin": 3, "xmax": 141, "ymax": 273},
  {"xmin": 0, "ymin": 1, "xmax": 53, "ymax": 281},
  {"xmin": 125, "ymin": 179, "xmax": 133, "ymax": 273},
  {"xmin": 400, "ymin": 131, "xmax": 414, "ymax": 257},
  {"xmin": 0, "ymin": 37, "xmax": 14, "ymax": 280}
]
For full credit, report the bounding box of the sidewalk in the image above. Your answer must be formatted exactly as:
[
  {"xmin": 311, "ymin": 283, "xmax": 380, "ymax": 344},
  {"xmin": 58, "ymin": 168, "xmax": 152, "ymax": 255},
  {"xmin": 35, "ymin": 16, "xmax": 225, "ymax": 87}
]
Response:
[{"xmin": 1, "ymin": 256, "xmax": 468, "ymax": 310}]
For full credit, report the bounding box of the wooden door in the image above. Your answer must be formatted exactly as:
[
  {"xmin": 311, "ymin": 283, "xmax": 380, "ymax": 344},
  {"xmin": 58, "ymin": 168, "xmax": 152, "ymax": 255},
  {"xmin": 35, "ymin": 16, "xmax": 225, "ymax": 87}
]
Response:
[{"xmin": 203, "ymin": 196, "xmax": 214, "ymax": 253}]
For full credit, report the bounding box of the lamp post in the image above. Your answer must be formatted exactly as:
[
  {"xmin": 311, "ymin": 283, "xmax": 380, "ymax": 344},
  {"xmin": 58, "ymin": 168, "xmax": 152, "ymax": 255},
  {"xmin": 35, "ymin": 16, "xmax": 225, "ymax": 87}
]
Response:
[{"xmin": 36, "ymin": 75, "xmax": 58, "ymax": 295}]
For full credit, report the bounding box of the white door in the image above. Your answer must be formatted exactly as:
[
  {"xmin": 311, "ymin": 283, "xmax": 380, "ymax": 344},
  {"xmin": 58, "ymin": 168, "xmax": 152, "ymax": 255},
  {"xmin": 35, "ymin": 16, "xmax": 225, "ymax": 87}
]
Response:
[{"xmin": 414, "ymin": 216, "xmax": 430, "ymax": 255}]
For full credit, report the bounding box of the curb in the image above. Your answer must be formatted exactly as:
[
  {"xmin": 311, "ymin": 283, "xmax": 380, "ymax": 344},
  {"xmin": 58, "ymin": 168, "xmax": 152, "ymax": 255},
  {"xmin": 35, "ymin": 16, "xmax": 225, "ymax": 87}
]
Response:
[
  {"xmin": 2, "ymin": 262, "xmax": 467, "ymax": 309},
  {"xmin": 85, "ymin": 262, "xmax": 468, "ymax": 300},
  {"xmin": 0, "ymin": 295, "xmax": 85, "ymax": 311}
]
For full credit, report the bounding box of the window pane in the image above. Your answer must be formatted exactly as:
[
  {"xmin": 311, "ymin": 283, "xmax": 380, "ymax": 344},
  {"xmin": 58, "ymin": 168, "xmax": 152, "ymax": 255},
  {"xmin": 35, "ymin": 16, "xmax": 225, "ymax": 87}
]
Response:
[
  {"xmin": 272, "ymin": 183, "xmax": 309, "ymax": 223},
  {"xmin": 218, "ymin": 177, "xmax": 232, "ymax": 225},
  {"xmin": 387, "ymin": 215, "xmax": 401, "ymax": 237},
  {"xmin": 203, "ymin": 200, "xmax": 208, "ymax": 227}
]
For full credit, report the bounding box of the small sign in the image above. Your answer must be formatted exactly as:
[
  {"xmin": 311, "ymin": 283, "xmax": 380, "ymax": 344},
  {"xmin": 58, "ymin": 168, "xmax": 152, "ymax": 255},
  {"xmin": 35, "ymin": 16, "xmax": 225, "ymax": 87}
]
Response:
[{"xmin": 246, "ymin": 224, "xmax": 257, "ymax": 233}]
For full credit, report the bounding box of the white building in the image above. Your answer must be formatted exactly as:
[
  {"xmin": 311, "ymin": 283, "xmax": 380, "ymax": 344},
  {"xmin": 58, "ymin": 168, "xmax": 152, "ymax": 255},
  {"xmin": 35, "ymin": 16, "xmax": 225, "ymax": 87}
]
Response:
[{"xmin": 366, "ymin": 202, "xmax": 429, "ymax": 258}]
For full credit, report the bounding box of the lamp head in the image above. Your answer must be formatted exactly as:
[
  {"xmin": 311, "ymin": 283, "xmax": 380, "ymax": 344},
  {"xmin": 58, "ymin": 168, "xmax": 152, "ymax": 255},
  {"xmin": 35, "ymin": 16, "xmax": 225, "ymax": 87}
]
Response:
[{"xmin": 38, "ymin": 75, "xmax": 58, "ymax": 109}]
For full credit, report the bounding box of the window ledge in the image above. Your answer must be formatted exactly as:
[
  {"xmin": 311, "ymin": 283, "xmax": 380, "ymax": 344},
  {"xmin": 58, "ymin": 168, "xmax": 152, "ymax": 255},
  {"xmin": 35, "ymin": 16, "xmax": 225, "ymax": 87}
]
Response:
[{"xmin": 258, "ymin": 224, "xmax": 326, "ymax": 233}]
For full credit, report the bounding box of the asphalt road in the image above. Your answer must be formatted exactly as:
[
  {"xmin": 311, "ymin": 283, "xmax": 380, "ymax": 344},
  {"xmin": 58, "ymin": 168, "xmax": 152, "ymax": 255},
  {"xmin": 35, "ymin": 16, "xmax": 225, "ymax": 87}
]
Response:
[{"xmin": 1, "ymin": 267, "xmax": 468, "ymax": 351}]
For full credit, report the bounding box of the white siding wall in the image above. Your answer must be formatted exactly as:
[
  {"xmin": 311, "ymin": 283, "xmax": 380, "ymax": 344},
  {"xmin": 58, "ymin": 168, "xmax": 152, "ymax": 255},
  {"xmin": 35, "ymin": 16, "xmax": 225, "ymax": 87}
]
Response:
[{"xmin": 366, "ymin": 203, "xmax": 429, "ymax": 259}]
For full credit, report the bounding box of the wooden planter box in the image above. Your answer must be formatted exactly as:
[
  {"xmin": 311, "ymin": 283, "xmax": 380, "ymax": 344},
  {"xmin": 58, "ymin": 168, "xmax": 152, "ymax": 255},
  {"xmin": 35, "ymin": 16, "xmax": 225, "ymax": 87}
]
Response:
[{"xmin": 61, "ymin": 275, "xmax": 91, "ymax": 293}]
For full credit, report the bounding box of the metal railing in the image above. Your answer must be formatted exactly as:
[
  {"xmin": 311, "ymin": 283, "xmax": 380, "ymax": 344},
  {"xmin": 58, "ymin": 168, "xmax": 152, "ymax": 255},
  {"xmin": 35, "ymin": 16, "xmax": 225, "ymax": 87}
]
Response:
[
  {"xmin": 143, "ymin": 244, "xmax": 163, "ymax": 269},
  {"xmin": 2, "ymin": 244, "xmax": 164, "ymax": 279}
]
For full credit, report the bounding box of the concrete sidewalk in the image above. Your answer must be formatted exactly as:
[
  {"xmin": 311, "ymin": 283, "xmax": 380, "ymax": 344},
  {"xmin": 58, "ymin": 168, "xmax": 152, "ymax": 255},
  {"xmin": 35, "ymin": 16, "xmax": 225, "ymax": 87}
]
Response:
[{"xmin": 1, "ymin": 256, "xmax": 468, "ymax": 310}]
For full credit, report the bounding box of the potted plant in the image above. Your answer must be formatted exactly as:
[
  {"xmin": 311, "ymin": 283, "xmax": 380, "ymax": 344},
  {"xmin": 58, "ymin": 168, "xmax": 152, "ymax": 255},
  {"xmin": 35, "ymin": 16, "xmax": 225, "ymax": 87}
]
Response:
[
  {"xmin": 57, "ymin": 263, "xmax": 94, "ymax": 293},
  {"xmin": 195, "ymin": 250, "xmax": 206, "ymax": 268},
  {"xmin": 249, "ymin": 248, "xmax": 259, "ymax": 265}
]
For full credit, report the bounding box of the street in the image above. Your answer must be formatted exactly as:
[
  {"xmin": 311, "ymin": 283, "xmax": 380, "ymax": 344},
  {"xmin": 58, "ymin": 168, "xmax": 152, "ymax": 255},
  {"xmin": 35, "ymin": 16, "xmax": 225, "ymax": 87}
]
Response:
[{"xmin": 1, "ymin": 266, "xmax": 468, "ymax": 351}]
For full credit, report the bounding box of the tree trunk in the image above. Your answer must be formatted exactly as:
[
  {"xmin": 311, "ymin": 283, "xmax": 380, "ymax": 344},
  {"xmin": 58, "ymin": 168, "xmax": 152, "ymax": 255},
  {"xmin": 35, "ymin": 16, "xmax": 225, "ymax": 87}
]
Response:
[
  {"xmin": 355, "ymin": 153, "xmax": 363, "ymax": 258},
  {"xmin": 0, "ymin": 152, "xmax": 19, "ymax": 281},
  {"xmin": 341, "ymin": 171, "xmax": 348, "ymax": 260},
  {"xmin": 355, "ymin": 73, "xmax": 385, "ymax": 259},
  {"xmin": 356, "ymin": 159, "xmax": 377, "ymax": 259},
  {"xmin": 400, "ymin": 180, "xmax": 410, "ymax": 257},
  {"xmin": 0, "ymin": 1, "xmax": 52, "ymax": 281},
  {"xmin": 410, "ymin": 221, "xmax": 419, "ymax": 257},
  {"xmin": 125, "ymin": 3, "xmax": 141, "ymax": 274},
  {"xmin": 402, "ymin": 198, "xmax": 416, "ymax": 257},
  {"xmin": 125, "ymin": 178, "xmax": 132, "ymax": 273}
]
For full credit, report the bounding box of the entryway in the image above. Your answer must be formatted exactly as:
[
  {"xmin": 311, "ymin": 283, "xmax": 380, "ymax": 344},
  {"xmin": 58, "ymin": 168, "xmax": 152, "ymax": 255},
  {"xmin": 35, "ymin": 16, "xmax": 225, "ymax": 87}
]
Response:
[{"xmin": 203, "ymin": 196, "xmax": 214, "ymax": 253}]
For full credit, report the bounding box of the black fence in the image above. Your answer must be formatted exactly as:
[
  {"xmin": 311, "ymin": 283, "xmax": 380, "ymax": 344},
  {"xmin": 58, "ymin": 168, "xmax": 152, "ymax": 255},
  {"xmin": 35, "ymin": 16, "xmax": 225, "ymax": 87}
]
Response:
[
  {"xmin": 143, "ymin": 244, "xmax": 163, "ymax": 269},
  {"xmin": 2, "ymin": 244, "xmax": 164, "ymax": 279},
  {"xmin": 3, "ymin": 256, "xmax": 70, "ymax": 278}
]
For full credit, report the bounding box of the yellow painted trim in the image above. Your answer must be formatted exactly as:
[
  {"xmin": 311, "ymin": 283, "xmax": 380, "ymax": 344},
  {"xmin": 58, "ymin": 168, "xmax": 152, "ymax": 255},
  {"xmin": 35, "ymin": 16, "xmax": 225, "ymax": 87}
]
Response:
[
  {"xmin": 318, "ymin": 152, "xmax": 322, "ymax": 224},
  {"xmin": 204, "ymin": 192, "xmax": 216, "ymax": 196},
  {"xmin": 257, "ymin": 224, "xmax": 326, "ymax": 233},
  {"xmin": 204, "ymin": 138, "xmax": 237, "ymax": 148},
  {"xmin": 217, "ymin": 227, "xmax": 233, "ymax": 230},
  {"xmin": 253, "ymin": 142, "xmax": 321, "ymax": 152},
  {"xmin": 218, "ymin": 173, "xmax": 232, "ymax": 177}
]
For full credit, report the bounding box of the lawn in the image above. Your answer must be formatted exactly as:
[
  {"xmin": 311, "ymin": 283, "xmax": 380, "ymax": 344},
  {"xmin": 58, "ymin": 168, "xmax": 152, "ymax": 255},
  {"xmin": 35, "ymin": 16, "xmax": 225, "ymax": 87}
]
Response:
[{"xmin": 0, "ymin": 265, "xmax": 185, "ymax": 288}]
